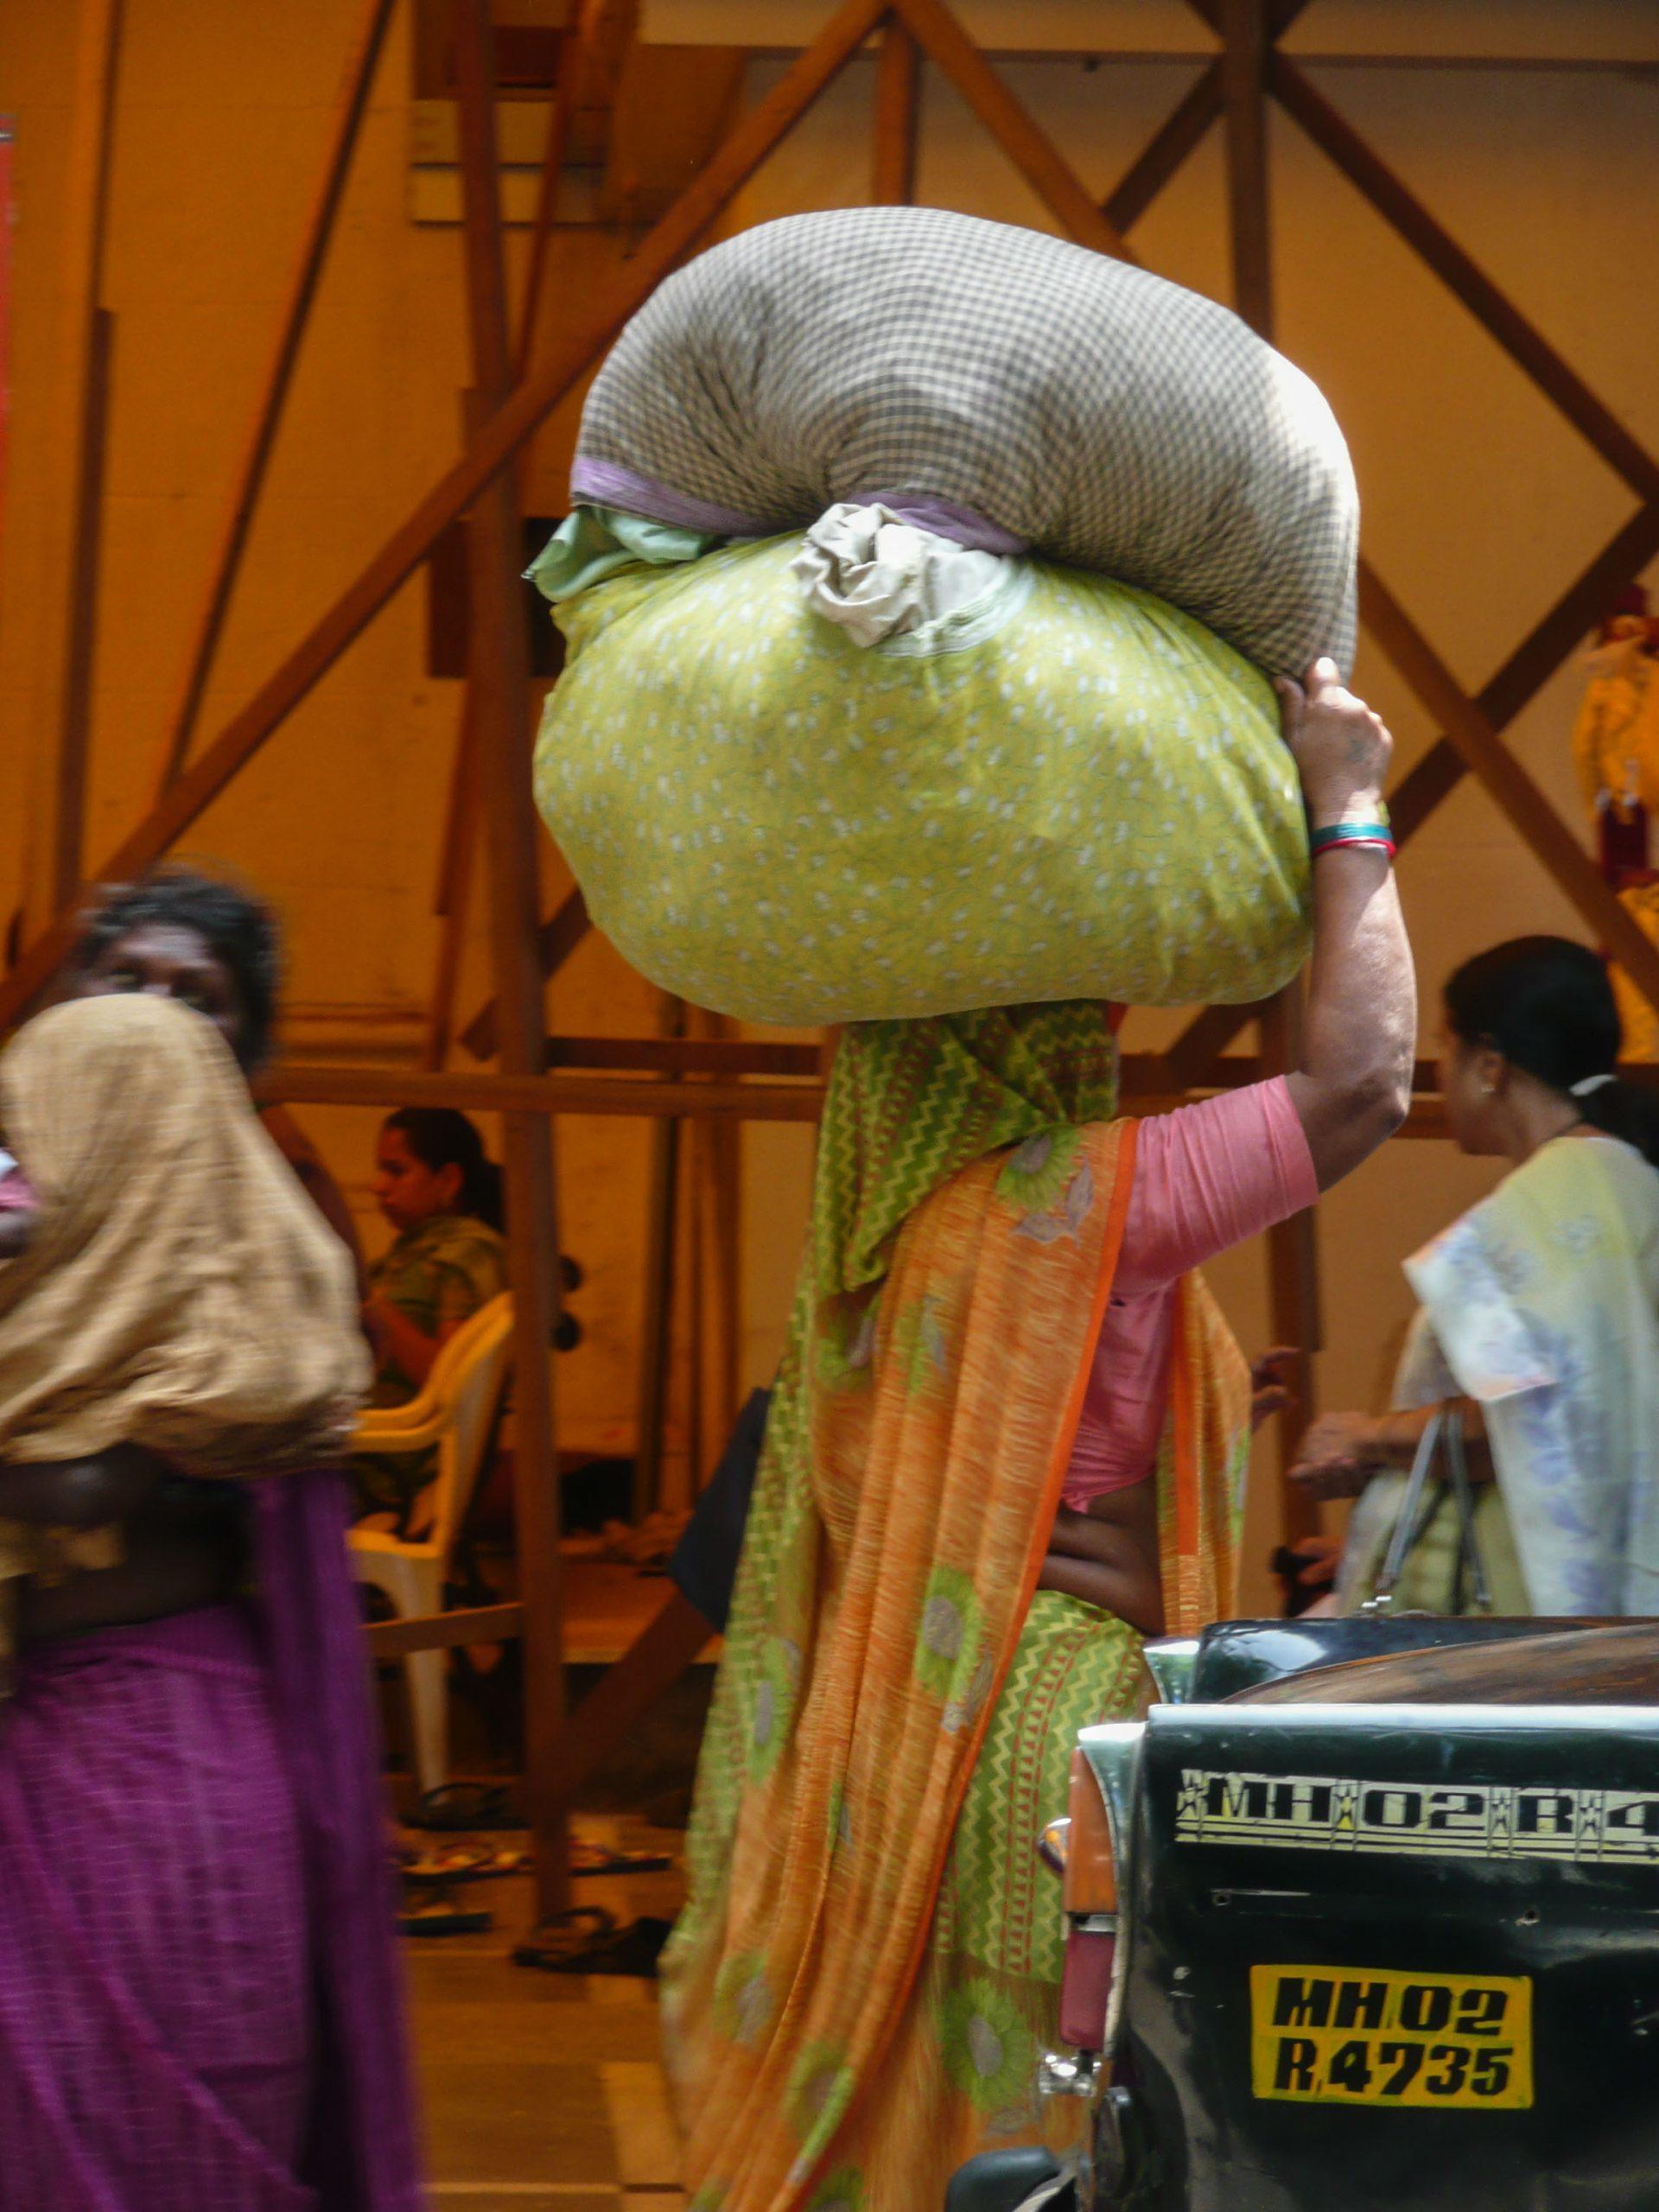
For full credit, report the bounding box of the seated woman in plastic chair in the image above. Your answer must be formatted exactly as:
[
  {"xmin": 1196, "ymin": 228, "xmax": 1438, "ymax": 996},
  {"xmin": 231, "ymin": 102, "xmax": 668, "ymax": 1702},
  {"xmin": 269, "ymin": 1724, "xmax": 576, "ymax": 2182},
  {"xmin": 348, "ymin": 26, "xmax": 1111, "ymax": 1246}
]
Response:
[{"xmin": 357, "ymin": 1108, "xmax": 507, "ymax": 1531}]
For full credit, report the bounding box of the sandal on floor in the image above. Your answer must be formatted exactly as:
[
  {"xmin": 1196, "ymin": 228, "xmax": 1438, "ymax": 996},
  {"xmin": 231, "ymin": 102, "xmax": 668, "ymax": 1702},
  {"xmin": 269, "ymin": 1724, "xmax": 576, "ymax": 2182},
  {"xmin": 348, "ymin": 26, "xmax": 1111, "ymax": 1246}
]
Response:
[
  {"xmin": 404, "ymin": 1783, "xmax": 522, "ymax": 1832},
  {"xmin": 512, "ymin": 1910, "xmax": 671, "ymax": 1978},
  {"xmin": 510, "ymin": 1907, "xmax": 617, "ymax": 1971}
]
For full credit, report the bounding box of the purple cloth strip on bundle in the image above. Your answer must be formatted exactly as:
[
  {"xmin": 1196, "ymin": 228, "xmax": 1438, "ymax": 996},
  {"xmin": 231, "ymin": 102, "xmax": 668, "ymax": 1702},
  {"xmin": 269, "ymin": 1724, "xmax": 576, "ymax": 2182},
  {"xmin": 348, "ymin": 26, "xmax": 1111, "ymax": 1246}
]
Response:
[
  {"xmin": 569, "ymin": 458, "xmax": 1027, "ymax": 556},
  {"xmin": 569, "ymin": 459, "xmax": 777, "ymax": 537},
  {"xmin": 0, "ymin": 1470, "xmax": 425, "ymax": 2212},
  {"xmin": 851, "ymin": 490, "xmax": 1027, "ymax": 556}
]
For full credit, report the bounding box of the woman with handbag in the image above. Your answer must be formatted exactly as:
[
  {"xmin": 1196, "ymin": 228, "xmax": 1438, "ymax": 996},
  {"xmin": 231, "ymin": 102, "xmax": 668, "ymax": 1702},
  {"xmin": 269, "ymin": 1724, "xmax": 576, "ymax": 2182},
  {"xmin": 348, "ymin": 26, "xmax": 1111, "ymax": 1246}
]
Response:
[{"xmin": 1293, "ymin": 935, "xmax": 1659, "ymax": 1617}]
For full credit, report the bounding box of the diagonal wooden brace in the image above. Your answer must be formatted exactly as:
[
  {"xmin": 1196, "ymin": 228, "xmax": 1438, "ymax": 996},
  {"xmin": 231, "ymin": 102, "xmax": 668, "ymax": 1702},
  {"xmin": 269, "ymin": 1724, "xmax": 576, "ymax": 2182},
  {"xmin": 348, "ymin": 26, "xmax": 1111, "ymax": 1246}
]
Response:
[{"xmin": 1360, "ymin": 558, "xmax": 1659, "ymax": 1023}]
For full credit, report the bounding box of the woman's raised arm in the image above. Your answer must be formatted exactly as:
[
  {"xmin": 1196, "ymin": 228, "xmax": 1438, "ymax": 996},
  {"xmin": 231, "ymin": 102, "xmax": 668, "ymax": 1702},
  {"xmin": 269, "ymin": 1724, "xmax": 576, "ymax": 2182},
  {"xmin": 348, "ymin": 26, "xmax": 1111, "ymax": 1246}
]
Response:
[{"xmin": 1280, "ymin": 658, "xmax": 1416, "ymax": 1189}]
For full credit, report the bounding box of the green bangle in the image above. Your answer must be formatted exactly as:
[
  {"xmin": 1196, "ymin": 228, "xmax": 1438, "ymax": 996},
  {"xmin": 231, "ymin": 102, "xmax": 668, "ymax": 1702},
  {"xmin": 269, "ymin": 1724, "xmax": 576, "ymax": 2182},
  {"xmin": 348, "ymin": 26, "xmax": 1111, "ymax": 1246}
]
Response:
[{"xmin": 1310, "ymin": 821, "xmax": 1395, "ymax": 860}]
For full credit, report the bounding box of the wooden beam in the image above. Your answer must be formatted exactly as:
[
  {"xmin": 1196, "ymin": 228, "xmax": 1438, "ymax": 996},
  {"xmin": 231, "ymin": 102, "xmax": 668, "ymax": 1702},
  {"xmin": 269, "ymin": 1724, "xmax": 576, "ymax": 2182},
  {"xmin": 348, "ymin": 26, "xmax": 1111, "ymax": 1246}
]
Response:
[
  {"xmin": 1103, "ymin": 62, "xmax": 1223, "ymax": 235},
  {"xmin": 365, "ymin": 1602, "xmax": 524, "ymax": 1658},
  {"xmin": 273, "ymin": 1046, "xmax": 1659, "ymax": 1130},
  {"xmin": 1360, "ymin": 558, "xmax": 1659, "ymax": 1020},
  {"xmin": 460, "ymin": 886, "xmax": 591, "ymax": 1060},
  {"xmin": 0, "ymin": 0, "xmax": 890, "ymax": 1034},
  {"xmin": 453, "ymin": 0, "xmax": 571, "ymax": 1923},
  {"xmin": 257, "ymin": 1062, "xmax": 828, "ymax": 1122},
  {"xmin": 554, "ymin": 1591, "xmax": 716, "ymax": 1800},
  {"xmin": 546, "ymin": 1035, "xmax": 822, "ymax": 1077},
  {"xmin": 872, "ymin": 16, "xmax": 920, "ymax": 205},
  {"xmin": 27, "ymin": 0, "xmax": 122, "ymax": 938},
  {"xmin": 151, "ymin": 0, "xmax": 397, "ymax": 798},
  {"xmin": 1270, "ymin": 54, "xmax": 1659, "ymax": 506},
  {"xmin": 894, "ymin": 0, "xmax": 1133, "ymax": 262}
]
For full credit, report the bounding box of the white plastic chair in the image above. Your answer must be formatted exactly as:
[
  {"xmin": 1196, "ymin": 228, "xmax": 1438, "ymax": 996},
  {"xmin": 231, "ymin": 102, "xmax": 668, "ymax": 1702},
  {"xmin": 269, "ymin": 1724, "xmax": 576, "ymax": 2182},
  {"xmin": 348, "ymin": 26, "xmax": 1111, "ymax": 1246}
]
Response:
[{"xmin": 350, "ymin": 1293, "xmax": 514, "ymax": 1798}]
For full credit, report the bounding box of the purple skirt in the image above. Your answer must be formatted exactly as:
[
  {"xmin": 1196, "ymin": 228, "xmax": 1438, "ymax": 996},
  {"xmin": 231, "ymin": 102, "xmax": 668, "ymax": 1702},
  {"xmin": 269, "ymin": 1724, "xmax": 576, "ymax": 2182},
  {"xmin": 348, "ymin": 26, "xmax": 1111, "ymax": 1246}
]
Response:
[{"xmin": 0, "ymin": 1476, "xmax": 424, "ymax": 2212}]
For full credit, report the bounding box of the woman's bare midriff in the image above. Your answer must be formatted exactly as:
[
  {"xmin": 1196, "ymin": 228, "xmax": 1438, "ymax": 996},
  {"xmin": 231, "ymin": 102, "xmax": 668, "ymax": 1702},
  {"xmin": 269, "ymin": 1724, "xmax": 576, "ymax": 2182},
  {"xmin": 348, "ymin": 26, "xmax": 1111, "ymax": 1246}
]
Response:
[{"xmin": 1038, "ymin": 1473, "xmax": 1165, "ymax": 1637}]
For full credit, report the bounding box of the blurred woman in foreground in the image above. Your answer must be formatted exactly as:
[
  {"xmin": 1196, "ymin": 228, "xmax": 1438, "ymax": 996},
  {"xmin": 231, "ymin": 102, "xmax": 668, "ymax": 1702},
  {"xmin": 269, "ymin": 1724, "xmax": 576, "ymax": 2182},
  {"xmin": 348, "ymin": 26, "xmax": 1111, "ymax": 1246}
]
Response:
[{"xmin": 0, "ymin": 995, "xmax": 423, "ymax": 2211}]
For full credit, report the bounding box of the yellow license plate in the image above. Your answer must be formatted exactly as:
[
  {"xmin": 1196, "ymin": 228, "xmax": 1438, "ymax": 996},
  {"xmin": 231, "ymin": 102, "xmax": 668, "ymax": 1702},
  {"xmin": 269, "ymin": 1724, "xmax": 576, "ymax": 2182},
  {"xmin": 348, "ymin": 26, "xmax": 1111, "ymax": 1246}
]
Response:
[{"xmin": 1250, "ymin": 1966, "xmax": 1533, "ymax": 2110}]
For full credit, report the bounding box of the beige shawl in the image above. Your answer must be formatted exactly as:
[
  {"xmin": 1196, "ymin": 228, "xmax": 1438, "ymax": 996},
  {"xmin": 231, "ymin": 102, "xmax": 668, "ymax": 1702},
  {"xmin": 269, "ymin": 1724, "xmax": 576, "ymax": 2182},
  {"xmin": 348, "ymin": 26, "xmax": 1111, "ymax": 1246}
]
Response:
[{"xmin": 0, "ymin": 994, "xmax": 369, "ymax": 1622}]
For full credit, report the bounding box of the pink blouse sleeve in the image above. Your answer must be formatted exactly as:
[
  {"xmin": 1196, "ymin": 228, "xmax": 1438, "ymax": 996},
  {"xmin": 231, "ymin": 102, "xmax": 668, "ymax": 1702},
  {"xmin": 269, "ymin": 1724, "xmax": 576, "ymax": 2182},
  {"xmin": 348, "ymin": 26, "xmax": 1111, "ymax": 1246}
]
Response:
[{"xmin": 1113, "ymin": 1077, "xmax": 1317, "ymax": 1298}]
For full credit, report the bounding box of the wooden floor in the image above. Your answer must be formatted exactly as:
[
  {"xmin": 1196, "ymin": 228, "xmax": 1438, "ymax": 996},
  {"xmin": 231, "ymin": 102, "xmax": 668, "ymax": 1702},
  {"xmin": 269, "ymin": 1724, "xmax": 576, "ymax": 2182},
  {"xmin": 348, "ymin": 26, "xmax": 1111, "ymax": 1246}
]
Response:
[{"xmin": 406, "ymin": 1818, "xmax": 686, "ymax": 2209}]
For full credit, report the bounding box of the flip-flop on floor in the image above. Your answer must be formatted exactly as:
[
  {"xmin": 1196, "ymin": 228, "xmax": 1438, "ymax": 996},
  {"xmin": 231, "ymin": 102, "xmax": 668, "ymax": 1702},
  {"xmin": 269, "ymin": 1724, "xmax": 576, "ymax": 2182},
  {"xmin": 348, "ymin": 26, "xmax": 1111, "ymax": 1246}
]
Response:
[
  {"xmin": 401, "ymin": 1843, "xmax": 531, "ymax": 1885},
  {"xmin": 569, "ymin": 1840, "xmax": 673, "ymax": 1878},
  {"xmin": 398, "ymin": 1893, "xmax": 495, "ymax": 1937}
]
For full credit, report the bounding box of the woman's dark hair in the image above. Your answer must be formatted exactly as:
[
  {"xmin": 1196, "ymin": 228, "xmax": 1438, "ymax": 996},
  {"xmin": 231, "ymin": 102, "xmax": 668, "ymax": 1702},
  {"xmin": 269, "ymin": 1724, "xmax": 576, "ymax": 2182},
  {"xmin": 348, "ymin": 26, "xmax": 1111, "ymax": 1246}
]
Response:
[
  {"xmin": 1444, "ymin": 935, "xmax": 1659, "ymax": 1168},
  {"xmin": 384, "ymin": 1107, "xmax": 504, "ymax": 1231},
  {"xmin": 70, "ymin": 866, "xmax": 282, "ymax": 1073}
]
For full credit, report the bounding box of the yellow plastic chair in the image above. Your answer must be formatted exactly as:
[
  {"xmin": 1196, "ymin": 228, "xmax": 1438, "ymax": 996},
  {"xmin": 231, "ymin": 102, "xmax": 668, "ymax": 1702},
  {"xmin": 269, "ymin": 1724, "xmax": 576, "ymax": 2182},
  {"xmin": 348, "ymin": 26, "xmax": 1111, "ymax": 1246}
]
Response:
[{"xmin": 350, "ymin": 1293, "xmax": 514, "ymax": 1798}]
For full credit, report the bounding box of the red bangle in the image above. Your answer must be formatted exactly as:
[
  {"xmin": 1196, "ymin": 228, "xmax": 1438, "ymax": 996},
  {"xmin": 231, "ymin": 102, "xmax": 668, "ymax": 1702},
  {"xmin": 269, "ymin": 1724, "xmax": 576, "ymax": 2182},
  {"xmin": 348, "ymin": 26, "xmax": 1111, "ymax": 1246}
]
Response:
[{"xmin": 1310, "ymin": 822, "xmax": 1395, "ymax": 861}]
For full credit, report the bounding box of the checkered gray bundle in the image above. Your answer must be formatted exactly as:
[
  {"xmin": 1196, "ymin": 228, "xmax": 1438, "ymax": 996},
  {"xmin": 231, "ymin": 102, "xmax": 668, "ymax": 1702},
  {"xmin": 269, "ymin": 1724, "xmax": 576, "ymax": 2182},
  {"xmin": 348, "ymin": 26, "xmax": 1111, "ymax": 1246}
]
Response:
[{"xmin": 572, "ymin": 206, "xmax": 1357, "ymax": 677}]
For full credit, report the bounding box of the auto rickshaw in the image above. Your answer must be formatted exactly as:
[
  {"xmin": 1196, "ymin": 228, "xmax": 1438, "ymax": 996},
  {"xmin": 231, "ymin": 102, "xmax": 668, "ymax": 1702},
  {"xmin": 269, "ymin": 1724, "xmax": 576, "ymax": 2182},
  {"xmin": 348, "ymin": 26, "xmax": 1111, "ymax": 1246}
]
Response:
[{"xmin": 947, "ymin": 1616, "xmax": 1659, "ymax": 2212}]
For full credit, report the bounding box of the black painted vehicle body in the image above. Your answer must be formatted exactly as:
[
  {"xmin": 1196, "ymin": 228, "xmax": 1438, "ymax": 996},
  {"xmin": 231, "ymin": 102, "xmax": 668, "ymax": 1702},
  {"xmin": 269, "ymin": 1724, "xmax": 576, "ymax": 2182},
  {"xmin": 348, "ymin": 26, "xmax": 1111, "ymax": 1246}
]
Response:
[{"xmin": 945, "ymin": 1617, "xmax": 1659, "ymax": 2212}]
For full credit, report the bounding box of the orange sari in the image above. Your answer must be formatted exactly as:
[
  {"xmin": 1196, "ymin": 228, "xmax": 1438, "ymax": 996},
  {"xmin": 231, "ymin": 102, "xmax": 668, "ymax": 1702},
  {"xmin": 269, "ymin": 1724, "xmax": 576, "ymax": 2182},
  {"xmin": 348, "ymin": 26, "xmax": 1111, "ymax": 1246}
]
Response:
[{"xmin": 662, "ymin": 1008, "xmax": 1249, "ymax": 2210}]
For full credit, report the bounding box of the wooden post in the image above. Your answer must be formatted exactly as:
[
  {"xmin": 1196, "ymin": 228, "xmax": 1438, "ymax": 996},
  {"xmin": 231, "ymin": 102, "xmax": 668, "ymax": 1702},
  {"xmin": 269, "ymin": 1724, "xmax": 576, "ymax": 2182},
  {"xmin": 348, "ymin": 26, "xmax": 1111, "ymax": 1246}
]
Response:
[
  {"xmin": 872, "ymin": 18, "xmax": 920, "ymax": 205},
  {"xmin": 425, "ymin": 690, "xmax": 480, "ymax": 1069},
  {"xmin": 702, "ymin": 1014, "xmax": 744, "ymax": 1469},
  {"xmin": 151, "ymin": 0, "xmax": 397, "ymax": 796},
  {"xmin": 460, "ymin": 887, "xmax": 589, "ymax": 1063},
  {"xmin": 1260, "ymin": 995, "xmax": 1321, "ymax": 1538},
  {"xmin": 633, "ymin": 996, "xmax": 685, "ymax": 1523},
  {"xmin": 513, "ymin": 2, "xmax": 582, "ymax": 377},
  {"xmin": 452, "ymin": 0, "xmax": 571, "ymax": 1923},
  {"xmin": 50, "ymin": 306, "xmax": 114, "ymax": 917},
  {"xmin": 27, "ymin": 0, "xmax": 122, "ymax": 938},
  {"xmin": 1221, "ymin": 0, "xmax": 1273, "ymax": 338},
  {"xmin": 1221, "ymin": 0, "xmax": 1319, "ymax": 1541},
  {"xmin": 425, "ymin": 380, "xmax": 490, "ymax": 1073}
]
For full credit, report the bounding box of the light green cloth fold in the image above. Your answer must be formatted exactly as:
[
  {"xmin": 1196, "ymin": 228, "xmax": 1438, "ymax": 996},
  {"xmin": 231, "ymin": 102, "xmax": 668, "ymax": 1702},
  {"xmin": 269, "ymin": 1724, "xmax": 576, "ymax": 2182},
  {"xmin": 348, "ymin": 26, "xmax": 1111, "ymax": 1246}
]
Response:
[{"xmin": 524, "ymin": 505, "xmax": 721, "ymax": 604}]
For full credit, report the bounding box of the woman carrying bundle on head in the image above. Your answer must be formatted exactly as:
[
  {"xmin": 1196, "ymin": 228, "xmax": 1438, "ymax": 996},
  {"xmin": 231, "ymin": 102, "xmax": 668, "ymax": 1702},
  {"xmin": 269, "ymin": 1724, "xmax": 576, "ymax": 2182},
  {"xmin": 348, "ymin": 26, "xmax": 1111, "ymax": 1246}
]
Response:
[
  {"xmin": 1294, "ymin": 935, "xmax": 1659, "ymax": 1619},
  {"xmin": 658, "ymin": 665, "xmax": 1414, "ymax": 2211}
]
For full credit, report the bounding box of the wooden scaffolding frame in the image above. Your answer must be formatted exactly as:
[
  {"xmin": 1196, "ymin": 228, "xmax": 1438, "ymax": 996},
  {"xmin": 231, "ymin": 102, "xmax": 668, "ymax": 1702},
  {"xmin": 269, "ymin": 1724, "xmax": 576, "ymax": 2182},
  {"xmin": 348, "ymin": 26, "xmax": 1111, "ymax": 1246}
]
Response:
[{"xmin": 10, "ymin": 0, "xmax": 1659, "ymax": 1908}]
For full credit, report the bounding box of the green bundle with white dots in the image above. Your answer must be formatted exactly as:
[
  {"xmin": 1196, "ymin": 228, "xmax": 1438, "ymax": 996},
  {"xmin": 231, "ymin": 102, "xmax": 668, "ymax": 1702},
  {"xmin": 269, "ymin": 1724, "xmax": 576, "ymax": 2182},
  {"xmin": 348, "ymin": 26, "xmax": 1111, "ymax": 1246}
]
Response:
[{"xmin": 533, "ymin": 535, "xmax": 1311, "ymax": 1026}]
